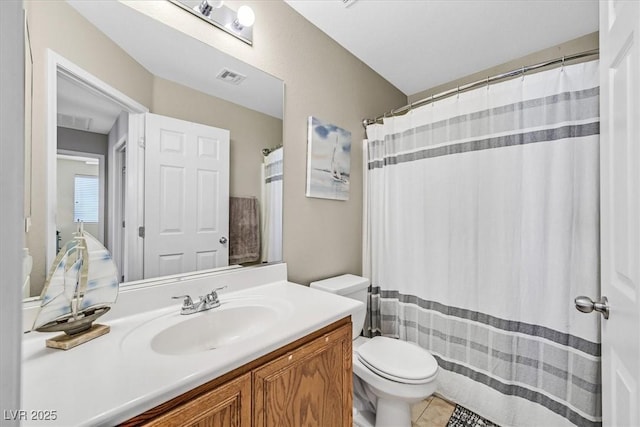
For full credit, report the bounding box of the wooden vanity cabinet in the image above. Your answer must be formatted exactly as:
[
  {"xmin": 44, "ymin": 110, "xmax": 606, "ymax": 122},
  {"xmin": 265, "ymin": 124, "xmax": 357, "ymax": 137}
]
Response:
[
  {"xmin": 143, "ymin": 373, "xmax": 251, "ymax": 427},
  {"xmin": 253, "ymin": 321, "xmax": 352, "ymax": 427},
  {"xmin": 122, "ymin": 317, "xmax": 352, "ymax": 427}
]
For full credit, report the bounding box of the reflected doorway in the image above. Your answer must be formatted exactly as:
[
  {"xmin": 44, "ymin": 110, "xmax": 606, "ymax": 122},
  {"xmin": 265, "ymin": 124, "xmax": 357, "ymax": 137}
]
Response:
[{"xmin": 55, "ymin": 150, "xmax": 105, "ymax": 251}]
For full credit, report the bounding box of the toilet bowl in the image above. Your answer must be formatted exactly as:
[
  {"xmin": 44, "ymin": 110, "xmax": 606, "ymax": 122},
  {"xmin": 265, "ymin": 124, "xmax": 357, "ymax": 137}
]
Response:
[
  {"xmin": 353, "ymin": 336, "xmax": 438, "ymax": 426},
  {"xmin": 310, "ymin": 275, "xmax": 439, "ymax": 427}
]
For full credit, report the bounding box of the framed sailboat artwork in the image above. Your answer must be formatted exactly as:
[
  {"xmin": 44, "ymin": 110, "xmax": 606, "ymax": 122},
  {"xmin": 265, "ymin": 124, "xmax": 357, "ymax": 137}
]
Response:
[{"xmin": 305, "ymin": 116, "xmax": 352, "ymax": 201}]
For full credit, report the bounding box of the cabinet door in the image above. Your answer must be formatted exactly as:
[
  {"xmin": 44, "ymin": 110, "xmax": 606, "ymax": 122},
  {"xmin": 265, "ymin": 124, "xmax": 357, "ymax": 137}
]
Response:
[
  {"xmin": 253, "ymin": 323, "xmax": 352, "ymax": 427},
  {"xmin": 144, "ymin": 372, "xmax": 251, "ymax": 427}
]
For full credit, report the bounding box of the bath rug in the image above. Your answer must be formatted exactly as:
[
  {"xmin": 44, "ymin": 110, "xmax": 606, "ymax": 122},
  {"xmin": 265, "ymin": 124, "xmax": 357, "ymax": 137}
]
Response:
[{"xmin": 446, "ymin": 404, "xmax": 500, "ymax": 427}]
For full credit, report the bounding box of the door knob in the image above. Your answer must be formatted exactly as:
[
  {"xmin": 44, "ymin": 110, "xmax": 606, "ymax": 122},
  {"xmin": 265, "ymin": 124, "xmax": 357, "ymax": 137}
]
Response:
[
  {"xmin": 219, "ymin": 236, "xmax": 228, "ymax": 244},
  {"xmin": 574, "ymin": 296, "xmax": 609, "ymax": 319}
]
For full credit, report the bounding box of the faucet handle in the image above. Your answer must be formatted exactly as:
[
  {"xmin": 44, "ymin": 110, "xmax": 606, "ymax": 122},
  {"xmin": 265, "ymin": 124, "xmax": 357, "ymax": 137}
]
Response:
[
  {"xmin": 206, "ymin": 286, "xmax": 227, "ymax": 303},
  {"xmin": 172, "ymin": 295, "xmax": 194, "ymax": 307},
  {"xmin": 212, "ymin": 286, "xmax": 227, "ymax": 295}
]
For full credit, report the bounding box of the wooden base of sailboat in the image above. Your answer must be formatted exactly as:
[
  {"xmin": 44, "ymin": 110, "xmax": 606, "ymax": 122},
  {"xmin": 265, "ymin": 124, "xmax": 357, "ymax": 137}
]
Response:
[{"xmin": 46, "ymin": 324, "xmax": 110, "ymax": 350}]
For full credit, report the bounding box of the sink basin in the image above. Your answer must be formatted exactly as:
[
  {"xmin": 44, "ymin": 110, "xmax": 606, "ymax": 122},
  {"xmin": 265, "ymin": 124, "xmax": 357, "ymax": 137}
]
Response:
[
  {"xmin": 121, "ymin": 297, "xmax": 292, "ymax": 356},
  {"xmin": 152, "ymin": 305, "xmax": 279, "ymax": 355}
]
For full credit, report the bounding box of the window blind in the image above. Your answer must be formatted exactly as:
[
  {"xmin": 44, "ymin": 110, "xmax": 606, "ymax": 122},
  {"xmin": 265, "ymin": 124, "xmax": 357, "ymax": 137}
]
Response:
[{"xmin": 74, "ymin": 175, "xmax": 99, "ymax": 223}]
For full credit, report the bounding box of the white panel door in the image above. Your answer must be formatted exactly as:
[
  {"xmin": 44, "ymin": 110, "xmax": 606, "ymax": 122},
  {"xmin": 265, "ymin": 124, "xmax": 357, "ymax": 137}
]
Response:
[
  {"xmin": 144, "ymin": 113, "xmax": 229, "ymax": 278},
  {"xmin": 600, "ymin": 1, "xmax": 640, "ymax": 425}
]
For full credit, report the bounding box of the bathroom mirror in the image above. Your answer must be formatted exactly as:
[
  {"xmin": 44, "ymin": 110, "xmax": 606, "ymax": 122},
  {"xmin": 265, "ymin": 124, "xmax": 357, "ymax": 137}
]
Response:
[{"xmin": 23, "ymin": 0, "xmax": 284, "ymax": 299}]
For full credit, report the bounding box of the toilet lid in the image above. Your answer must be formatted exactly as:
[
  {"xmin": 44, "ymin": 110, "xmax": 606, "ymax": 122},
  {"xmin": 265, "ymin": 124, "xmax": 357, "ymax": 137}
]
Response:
[{"xmin": 355, "ymin": 337, "xmax": 438, "ymax": 384}]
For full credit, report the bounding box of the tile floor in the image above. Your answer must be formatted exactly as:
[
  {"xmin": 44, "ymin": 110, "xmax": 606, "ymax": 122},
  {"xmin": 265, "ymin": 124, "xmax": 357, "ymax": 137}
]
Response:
[{"xmin": 411, "ymin": 395, "xmax": 456, "ymax": 427}]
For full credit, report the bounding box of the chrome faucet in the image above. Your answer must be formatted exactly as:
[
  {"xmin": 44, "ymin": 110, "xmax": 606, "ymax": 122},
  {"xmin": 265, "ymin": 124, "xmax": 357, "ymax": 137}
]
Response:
[{"xmin": 172, "ymin": 286, "xmax": 226, "ymax": 315}]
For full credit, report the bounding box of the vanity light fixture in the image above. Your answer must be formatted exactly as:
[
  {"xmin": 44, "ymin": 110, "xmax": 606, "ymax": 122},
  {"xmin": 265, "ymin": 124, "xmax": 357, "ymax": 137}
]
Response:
[{"xmin": 170, "ymin": 0, "xmax": 255, "ymax": 46}]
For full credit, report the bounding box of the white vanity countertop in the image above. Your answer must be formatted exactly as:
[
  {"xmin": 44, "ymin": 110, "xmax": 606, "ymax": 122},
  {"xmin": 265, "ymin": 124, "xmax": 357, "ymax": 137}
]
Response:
[{"xmin": 21, "ymin": 280, "xmax": 362, "ymax": 426}]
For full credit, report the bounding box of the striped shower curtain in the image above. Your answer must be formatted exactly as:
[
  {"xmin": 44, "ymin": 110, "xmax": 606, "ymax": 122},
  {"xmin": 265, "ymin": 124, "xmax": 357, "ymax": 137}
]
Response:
[
  {"xmin": 363, "ymin": 61, "xmax": 601, "ymax": 427},
  {"xmin": 261, "ymin": 147, "xmax": 283, "ymax": 262}
]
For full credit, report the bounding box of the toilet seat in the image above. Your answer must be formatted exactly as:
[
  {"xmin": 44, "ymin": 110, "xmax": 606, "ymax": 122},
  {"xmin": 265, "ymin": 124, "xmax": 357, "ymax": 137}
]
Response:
[{"xmin": 355, "ymin": 336, "xmax": 438, "ymax": 384}]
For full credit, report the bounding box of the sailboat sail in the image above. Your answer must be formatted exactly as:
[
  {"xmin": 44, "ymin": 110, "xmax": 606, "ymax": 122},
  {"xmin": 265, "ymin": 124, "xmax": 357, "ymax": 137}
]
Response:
[
  {"xmin": 33, "ymin": 242, "xmax": 78, "ymax": 329},
  {"xmin": 32, "ymin": 229, "xmax": 119, "ymax": 331},
  {"xmin": 78, "ymin": 232, "xmax": 119, "ymax": 311},
  {"xmin": 330, "ymin": 135, "xmax": 347, "ymax": 183}
]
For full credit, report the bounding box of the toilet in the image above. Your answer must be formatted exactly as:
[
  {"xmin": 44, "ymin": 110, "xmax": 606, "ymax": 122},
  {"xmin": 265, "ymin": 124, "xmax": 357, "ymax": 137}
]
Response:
[{"xmin": 310, "ymin": 274, "xmax": 438, "ymax": 427}]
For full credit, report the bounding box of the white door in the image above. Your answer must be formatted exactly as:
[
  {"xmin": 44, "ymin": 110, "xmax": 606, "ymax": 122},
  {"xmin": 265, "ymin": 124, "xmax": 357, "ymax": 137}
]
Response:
[
  {"xmin": 599, "ymin": 1, "xmax": 640, "ymax": 425},
  {"xmin": 144, "ymin": 113, "xmax": 230, "ymax": 278},
  {"xmin": 117, "ymin": 147, "xmax": 126, "ymax": 281},
  {"xmin": 112, "ymin": 146, "xmax": 126, "ymax": 281}
]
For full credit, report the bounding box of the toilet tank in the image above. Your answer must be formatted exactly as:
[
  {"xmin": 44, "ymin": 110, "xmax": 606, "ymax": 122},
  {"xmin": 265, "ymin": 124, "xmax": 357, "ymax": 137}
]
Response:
[{"xmin": 310, "ymin": 274, "xmax": 370, "ymax": 340}]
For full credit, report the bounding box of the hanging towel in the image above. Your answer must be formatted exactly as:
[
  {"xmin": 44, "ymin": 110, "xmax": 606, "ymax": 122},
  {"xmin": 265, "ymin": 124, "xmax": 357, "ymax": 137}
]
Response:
[{"xmin": 229, "ymin": 197, "xmax": 261, "ymax": 264}]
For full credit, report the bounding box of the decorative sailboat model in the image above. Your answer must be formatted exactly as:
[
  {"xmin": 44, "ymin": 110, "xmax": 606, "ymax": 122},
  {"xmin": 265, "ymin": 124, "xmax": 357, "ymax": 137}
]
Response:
[{"xmin": 32, "ymin": 224, "xmax": 119, "ymax": 349}]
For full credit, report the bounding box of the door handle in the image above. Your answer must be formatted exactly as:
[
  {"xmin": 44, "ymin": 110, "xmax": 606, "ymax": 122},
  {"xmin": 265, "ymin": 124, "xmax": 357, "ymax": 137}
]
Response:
[
  {"xmin": 574, "ymin": 296, "xmax": 609, "ymax": 319},
  {"xmin": 219, "ymin": 236, "xmax": 228, "ymax": 244}
]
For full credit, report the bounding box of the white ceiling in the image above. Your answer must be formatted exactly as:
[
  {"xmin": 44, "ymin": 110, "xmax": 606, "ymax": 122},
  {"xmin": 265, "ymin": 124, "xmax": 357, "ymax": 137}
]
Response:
[
  {"xmin": 57, "ymin": 74, "xmax": 123, "ymax": 134},
  {"xmin": 285, "ymin": 0, "xmax": 599, "ymax": 96}
]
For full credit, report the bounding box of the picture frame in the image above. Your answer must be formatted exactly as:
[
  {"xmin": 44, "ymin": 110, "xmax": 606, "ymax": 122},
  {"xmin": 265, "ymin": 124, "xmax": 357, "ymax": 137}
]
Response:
[{"xmin": 305, "ymin": 116, "xmax": 351, "ymax": 201}]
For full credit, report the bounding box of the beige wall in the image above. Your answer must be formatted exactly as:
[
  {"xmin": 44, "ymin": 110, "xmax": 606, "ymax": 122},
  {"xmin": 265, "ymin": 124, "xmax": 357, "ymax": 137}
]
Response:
[
  {"xmin": 124, "ymin": 1, "xmax": 407, "ymax": 285},
  {"xmin": 408, "ymin": 32, "xmax": 599, "ymax": 104}
]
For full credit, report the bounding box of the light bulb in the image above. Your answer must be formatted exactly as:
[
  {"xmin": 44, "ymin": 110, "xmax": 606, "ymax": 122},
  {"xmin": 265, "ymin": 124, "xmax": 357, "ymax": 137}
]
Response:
[{"xmin": 236, "ymin": 5, "xmax": 255, "ymax": 28}]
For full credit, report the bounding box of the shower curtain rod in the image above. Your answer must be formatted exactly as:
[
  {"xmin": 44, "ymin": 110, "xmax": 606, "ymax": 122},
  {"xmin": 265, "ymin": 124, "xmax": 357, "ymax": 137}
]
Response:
[{"xmin": 362, "ymin": 48, "xmax": 599, "ymax": 128}]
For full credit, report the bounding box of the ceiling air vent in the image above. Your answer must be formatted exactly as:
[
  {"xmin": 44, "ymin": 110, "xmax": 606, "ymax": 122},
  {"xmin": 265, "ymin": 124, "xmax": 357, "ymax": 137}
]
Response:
[
  {"xmin": 216, "ymin": 68, "xmax": 247, "ymax": 85},
  {"xmin": 342, "ymin": 0, "xmax": 358, "ymax": 8},
  {"xmin": 57, "ymin": 113, "xmax": 92, "ymax": 131}
]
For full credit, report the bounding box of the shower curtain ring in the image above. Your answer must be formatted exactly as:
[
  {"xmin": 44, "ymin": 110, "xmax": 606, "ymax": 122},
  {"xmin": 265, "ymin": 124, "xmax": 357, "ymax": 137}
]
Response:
[
  {"xmin": 486, "ymin": 76, "xmax": 490, "ymax": 90},
  {"xmin": 521, "ymin": 66, "xmax": 526, "ymax": 81},
  {"xmin": 561, "ymin": 56, "xmax": 565, "ymax": 72}
]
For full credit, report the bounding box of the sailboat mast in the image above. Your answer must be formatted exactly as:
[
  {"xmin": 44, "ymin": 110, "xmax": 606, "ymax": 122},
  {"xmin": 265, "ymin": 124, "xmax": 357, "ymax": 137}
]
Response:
[{"xmin": 331, "ymin": 135, "xmax": 338, "ymax": 171}]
